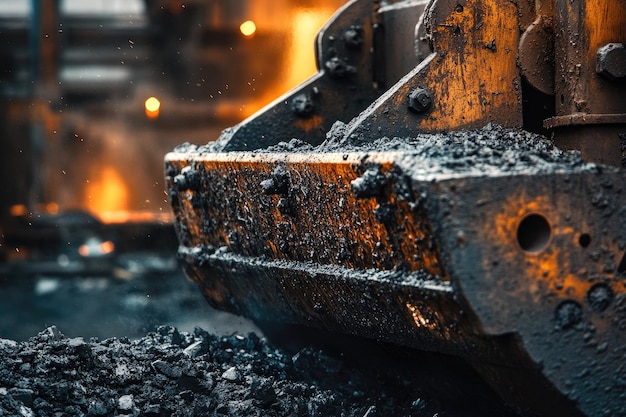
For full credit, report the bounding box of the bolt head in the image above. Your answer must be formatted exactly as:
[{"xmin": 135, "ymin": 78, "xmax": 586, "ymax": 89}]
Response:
[
  {"xmin": 325, "ymin": 57, "xmax": 357, "ymax": 79},
  {"xmin": 343, "ymin": 25, "xmax": 363, "ymax": 48},
  {"xmin": 408, "ymin": 88, "xmax": 433, "ymax": 113},
  {"xmin": 291, "ymin": 93, "xmax": 315, "ymax": 118},
  {"xmin": 596, "ymin": 43, "xmax": 626, "ymax": 80}
]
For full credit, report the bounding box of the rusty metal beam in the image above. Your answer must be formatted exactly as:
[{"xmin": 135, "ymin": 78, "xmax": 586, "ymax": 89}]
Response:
[{"xmin": 166, "ymin": 128, "xmax": 626, "ymax": 417}]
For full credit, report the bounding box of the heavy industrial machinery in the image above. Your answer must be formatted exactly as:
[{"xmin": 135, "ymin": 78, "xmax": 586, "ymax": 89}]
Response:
[{"xmin": 165, "ymin": 0, "xmax": 626, "ymax": 415}]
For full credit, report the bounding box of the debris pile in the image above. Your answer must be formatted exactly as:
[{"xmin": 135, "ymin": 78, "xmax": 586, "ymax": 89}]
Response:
[
  {"xmin": 0, "ymin": 325, "xmax": 519, "ymax": 417},
  {"xmin": 0, "ymin": 326, "xmax": 414, "ymax": 416}
]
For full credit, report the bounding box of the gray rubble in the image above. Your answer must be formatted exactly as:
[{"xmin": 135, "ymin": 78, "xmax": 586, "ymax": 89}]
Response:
[{"xmin": 0, "ymin": 325, "xmax": 518, "ymax": 417}]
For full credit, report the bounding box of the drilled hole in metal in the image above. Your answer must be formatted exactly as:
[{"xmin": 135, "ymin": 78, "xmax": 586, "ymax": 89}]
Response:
[
  {"xmin": 579, "ymin": 233, "xmax": 591, "ymax": 248},
  {"xmin": 517, "ymin": 214, "xmax": 551, "ymax": 253}
]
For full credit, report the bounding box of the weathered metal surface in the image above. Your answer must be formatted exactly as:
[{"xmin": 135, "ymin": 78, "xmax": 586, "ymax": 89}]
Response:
[
  {"xmin": 168, "ymin": 154, "xmax": 444, "ymax": 275},
  {"xmin": 166, "ymin": 129, "xmax": 626, "ymax": 417},
  {"xmin": 338, "ymin": 0, "xmax": 523, "ymax": 141},
  {"xmin": 375, "ymin": 0, "xmax": 429, "ymax": 89},
  {"xmin": 432, "ymin": 162, "xmax": 626, "ymax": 417},
  {"xmin": 550, "ymin": 0, "xmax": 626, "ymax": 165},
  {"xmin": 553, "ymin": 0, "xmax": 626, "ymax": 117},
  {"xmin": 518, "ymin": 0, "xmax": 555, "ymax": 95},
  {"xmin": 545, "ymin": 124, "xmax": 626, "ymax": 169}
]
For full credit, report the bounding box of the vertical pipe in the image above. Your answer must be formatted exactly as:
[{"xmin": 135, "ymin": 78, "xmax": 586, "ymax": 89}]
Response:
[{"xmin": 548, "ymin": 0, "xmax": 626, "ymax": 166}]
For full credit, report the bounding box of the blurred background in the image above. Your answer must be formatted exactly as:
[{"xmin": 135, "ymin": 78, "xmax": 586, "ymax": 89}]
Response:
[{"xmin": 0, "ymin": 0, "xmax": 345, "ymax": 340}]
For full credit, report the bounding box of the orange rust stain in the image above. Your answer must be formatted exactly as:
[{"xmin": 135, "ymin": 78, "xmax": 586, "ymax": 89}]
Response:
[
  {"xmin": 585, "ymin": 0, "xmax": 626, "ymax": 59},
  {"xmin": 319, "ymin": 161, "xmax": 445, "ymax": 276},
  {"xmin": 416, "ymin": 0, "xmax": 521, "ymax": 131},
  {"xmin": 493, "ymin": 196, "xmax": 550, "ymax": 249},
  {"xmin": 173, "ymin": 157, "xmax": 445, "ymax": 276},
  {"xmin": 294, "ymin": 115, "xmax": 323, "ymax": 133},
  {"xmin": 488, "ymin": 193, "xmax": 622, "ymax": 304},
  {"xmin": 584, "ymin": 0, "xmax": 626, "ymax": 114}
]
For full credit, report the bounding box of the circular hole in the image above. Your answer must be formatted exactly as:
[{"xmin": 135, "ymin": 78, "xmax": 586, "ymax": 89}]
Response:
[
  {"xmin": 517, "ymin": 213, "xmax": 551, "ymax": 253},
  {"xmin": 578, "ymin": 233, "xmax": 591, "ymax": 248}
]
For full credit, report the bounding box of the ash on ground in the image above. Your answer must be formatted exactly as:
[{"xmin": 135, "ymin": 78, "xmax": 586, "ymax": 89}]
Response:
[
  {"xmin": 0, "ymin": 270, "xmax": 515, "ymax": 417},
  {"xmin": 0, "ymin": 262, "xmax": 519, "ymax": 416},
  {"xmin": 0, "ymin": 325, "xmax": 519, "ymax": 417}
]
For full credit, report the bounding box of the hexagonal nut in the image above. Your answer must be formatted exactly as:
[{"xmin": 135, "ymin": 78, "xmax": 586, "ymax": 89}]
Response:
[
  {"xmin": 596, "ymin": 43, "xmax": 626, "ymax": 80},
  {"xmin": 407, "ymin": 87, "xmax": 433, "ymax": 114}
]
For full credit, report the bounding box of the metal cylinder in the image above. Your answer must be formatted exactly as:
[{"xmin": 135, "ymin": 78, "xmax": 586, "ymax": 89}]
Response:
[{"xmin": 549, "ymin": 0, "xmax": 626, "ymax": 166}]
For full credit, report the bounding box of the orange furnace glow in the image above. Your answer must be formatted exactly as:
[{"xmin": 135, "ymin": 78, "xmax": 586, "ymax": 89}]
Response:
[
  {"xmin": 239, "ymin": 20, "xmax": 256, "ymax": 37},
  {"xmin": 144, "ymin": 96, "xmax": 161, "ymax": 119}
]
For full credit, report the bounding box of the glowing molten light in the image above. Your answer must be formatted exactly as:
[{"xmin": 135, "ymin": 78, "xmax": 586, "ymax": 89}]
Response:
[
  {"xmin": 247, "ymin": 8, "xmax": 332, "ymax": 114},
  {"xmin": 78, "ymin": 237, "xmax": 115, "ymax": 257},
  {"xmin": 239, "ymin": 20, "xmax": 256, "ymax": 37},
  {"xmin": 144, "ymin": 96, "xmax": 161, "ymax": 119},
  {"xmin": 85, "ymin": 166, "xmax": 129, "ymax": 223},
  {"xmin": 10, "ymin": 204, "xmax": 28, "ymax": 217},
  {"xmin": 284, "ymin": 10, "xmax": 328, "ymax": 92},
  {"xmin": 45, "ymin": 202, "xmax": 59, "ymax": 214}
]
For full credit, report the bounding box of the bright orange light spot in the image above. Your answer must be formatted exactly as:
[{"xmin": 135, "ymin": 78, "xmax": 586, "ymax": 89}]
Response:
[
  {"xmin": 78, "ymin": 244, "xmax": 89, "ymax": 257},
  {"xmin": 10, "ymin": 204, "xmax": 27, "ymax": 217},
  {"xmin": 45, "ymin": 202, "xmax": 59, "ymax": 214},
  {"xmin": 100, "ymin": 240, "xmax": 115, "ymax": 254},
  {"xmin": 244, "ymin": 8, "xmax": 332, "ymax": 115},
  {"xmin": 144, "ymin": 96, "xmax": 161, "ymax": 119},
  {"xmin": 78, "ymin": 240, "xmax": 114, "ymax": 257},
  {"xmin": 85, "ymin": 166, "xmax": 129, "ymax": 222},
  {"xmin": 239, "ymin": 20, "xmax": 256, "ymax": 37}
]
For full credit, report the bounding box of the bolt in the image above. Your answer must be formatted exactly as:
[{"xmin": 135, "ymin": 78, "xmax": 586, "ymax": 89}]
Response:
[
  {"xmin": 343, "ymin": 25, "xmax": 363, "ymax": 48},
  {"xmin": 554, "ymin": 300, "xmax": 583, "ymax": 330},
  {"xmin": 291, "ymin": 93, "xmax": 315, "ymax": 118},
  {"xmin": 324, "ymin": 56, "xmax": 357, "ymax": 79},
  {"xmin": 587, "ymin": 283, "xmax": 614, "ymax": 312},
  {"xmin": 408, "ymin": 87, "xmax": 433, "ymax": 113},
  {"xmin": 596, "ymin": 43, "xmax": 626, "ymax": 80}
]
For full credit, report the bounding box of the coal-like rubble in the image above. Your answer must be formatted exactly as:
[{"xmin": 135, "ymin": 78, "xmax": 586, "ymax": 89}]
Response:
[{"xmin": 0, "ymin": 325, "xmax": 519, "ymax": 417}]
